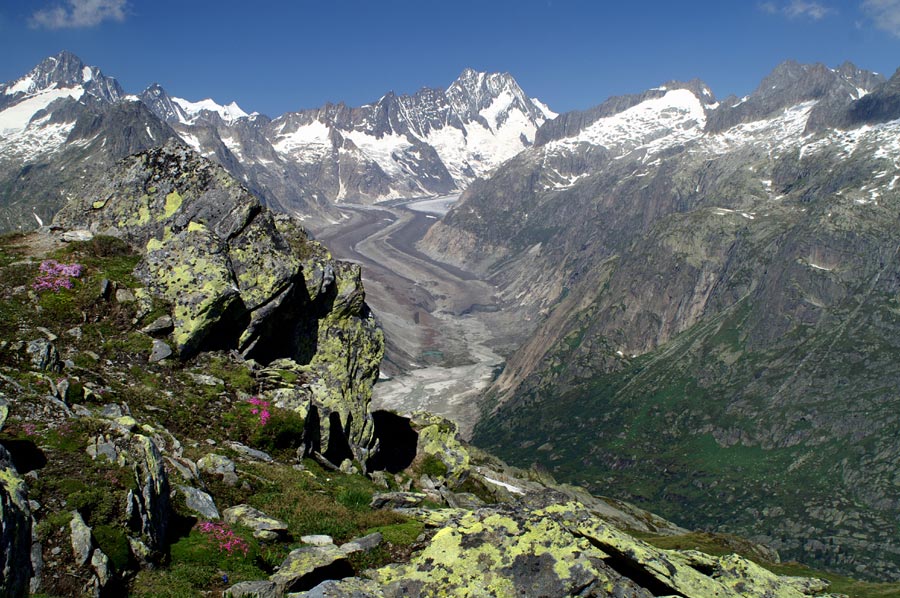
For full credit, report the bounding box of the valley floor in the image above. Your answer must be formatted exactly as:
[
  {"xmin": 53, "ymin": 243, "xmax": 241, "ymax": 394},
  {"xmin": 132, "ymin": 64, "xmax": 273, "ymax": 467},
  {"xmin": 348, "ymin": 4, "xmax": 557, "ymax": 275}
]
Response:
[{"xmin": 316, "ymin": 197, "xmax": 517, "ymax": 438}]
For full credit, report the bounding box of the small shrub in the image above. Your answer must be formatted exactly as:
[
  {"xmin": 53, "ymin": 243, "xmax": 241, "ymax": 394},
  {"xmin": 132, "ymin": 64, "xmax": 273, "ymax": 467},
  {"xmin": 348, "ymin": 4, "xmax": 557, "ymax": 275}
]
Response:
[
  {"xmin": 206, "ymin": 357, "xmax": 255, "ymax": 393},
  {"xmin": 93, "ymin": 524, "xmax": 132, "ymax": 571},
  {"xmin": 367, "ymin": 521, "xmax": 424, "ymax": 546},
  {"xmin": 336, "ymin": 488, "xmax": 372, "ymax": 512},
  {"xmin": 35, "ymin": 511, "xmax": 73, "ymax": 540},
  {"xmin": 418, "ymin": 454, "xmax": 448, "ymax": 479},
  {"xmin": 248, "ymin": 410, "xmax": 305, "ymax": 454},
  {"xmin": 72, "ymin": 235, "xmax": 132, "ymax": 258}
]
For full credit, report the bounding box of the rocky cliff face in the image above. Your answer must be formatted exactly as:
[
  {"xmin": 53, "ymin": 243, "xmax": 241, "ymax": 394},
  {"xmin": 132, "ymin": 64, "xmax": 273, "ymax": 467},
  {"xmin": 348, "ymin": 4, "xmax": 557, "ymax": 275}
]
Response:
[
  {"xmin": 53, "ymin": 140, "xmax": 384, "ymax": 463},
  {"xmin": 0, "ymin": 142, "xmax": 871, "ymax": 596},
  {"xmin": 421, "ymin": 60, "xmax": 900, "ymax": 580}
]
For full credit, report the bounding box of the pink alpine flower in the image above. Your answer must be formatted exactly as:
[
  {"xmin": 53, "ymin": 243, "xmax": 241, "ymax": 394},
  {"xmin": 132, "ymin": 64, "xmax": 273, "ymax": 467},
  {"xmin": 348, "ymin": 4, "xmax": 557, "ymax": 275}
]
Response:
[
  {"xmin": 247, "ymin": 396, "xmax": 271, "ymax": 426},
  {"xmin": 32, "ymin": 259, "xmax": 83, "ymax": 292},
  {"xmin": 196, "ymin": 521, "xmax": 249, "ymax": 556}
]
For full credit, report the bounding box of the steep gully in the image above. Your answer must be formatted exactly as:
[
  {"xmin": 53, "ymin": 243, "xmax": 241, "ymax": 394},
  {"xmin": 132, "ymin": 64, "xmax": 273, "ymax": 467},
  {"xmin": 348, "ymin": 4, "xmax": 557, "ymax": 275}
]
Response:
[{"xmin": 316, "ymin": 197, "xmax": 516, "ymax": 439}]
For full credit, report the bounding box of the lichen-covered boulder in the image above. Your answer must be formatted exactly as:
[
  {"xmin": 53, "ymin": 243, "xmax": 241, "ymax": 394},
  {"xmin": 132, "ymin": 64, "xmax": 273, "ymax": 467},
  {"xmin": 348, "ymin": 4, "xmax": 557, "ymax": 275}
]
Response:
[
  {"xmin": 409, "ymin": 412, "xmax": 470, "ymax": 484},
  {"xmin": 0, "ymin": 445, "xmax": 32, "ymax": 597},
  {"xmin": 294, "ymin": 262, "xmax": 383, "ymax": 465},
  {"xmin": 311, "ymin": 499, "xmax": 842, "ymax": 598},
  {"xmin": 0, "ymin": 397, "xmax": 8, "ymax": 432},
  {"xmin": 140, "ymin": 223, "xmax": 241, "ymax": 356},
  {"xmin": 69, "ymin": 510, "xmax": 93, "ymax": 567}
]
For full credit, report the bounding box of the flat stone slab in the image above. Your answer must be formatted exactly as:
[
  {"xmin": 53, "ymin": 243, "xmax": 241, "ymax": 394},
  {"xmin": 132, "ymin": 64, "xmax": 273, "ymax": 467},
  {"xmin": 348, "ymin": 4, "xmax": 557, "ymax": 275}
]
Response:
[
  {"xmin": 370, "ymin": 492, "xmax": 427, "ymax": 510},
  {"xmin": 301, "ymin": 534, "xmax": 334, "ymax": 547},
  {"xmin": 339, "ymin": 532, "xmax": 382, "ymax": 554},
  {"xmin": 223, "ymin": 504, "xmax": 288, "ymax": 541},
  {"xmin": 149, "ymin": 339, "xmax": 172, "ymax": 363},
  {"xmin": 226, "ymin": 441, "xmax": 273, "ymax": 463},
  {"xmin": 224, "ymin": 580, "xmax": 278, "ymax": 598}
]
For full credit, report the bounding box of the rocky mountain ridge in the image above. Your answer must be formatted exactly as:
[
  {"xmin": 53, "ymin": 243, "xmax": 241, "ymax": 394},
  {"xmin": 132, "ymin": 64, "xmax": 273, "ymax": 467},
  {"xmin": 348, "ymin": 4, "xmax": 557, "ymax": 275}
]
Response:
[
  {"xmin": 0, "ymin": 142, "xmax": 879, "ymax": 596},
  {"xmin": 0, "ymin": 51, "xmax": 553, "ymax": 232},
  {"xmin": 418, "ymin": 60, "xmax": 900, "ymax": 580}
]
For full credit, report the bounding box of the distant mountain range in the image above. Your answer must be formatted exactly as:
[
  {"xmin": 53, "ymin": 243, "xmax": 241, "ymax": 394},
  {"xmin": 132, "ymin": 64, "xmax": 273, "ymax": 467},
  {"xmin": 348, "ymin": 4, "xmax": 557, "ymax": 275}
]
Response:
[
  {"xmin": 419, "ymin": 59, "xmax": 900, "ymax": 580},
  {"xmin": 0, "ymin": 51, "xmax": 553, "ymax": 231},
  {"xmin": 7, "ymin": 49, "xmax": 900, "ymax": 581}
]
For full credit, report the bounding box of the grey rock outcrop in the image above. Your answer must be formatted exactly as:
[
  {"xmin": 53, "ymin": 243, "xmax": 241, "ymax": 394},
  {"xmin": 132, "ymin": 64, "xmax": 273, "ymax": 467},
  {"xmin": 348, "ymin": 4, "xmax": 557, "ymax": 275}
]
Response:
[
  {"xmin": 177, "ymin": 485, "xmax": 219, "ymax": 520},
  {"xmin": 370, "ymin": 492, "xmax": 427, "ymax": 510},
  {"xmin": 125, "ymin": 434, "xmax": 170, "ymax": 554},
  {"xmin": 69, "ymin": 511, "xmax": 93, "ymax": 567},
  {"xmin": 225, "ymin": 580, "xmax": 279, "ymax": 598},
  {"xmin": 26, "ymin": 339, "xmax": 61, "ymax": 372},
  {"xmin": 53, "ymin": 142, "xmax": 384, "ymax": 461},
  {"xmin": 0, "ymin": 446, "xmax": 32, "ymax": 597}
]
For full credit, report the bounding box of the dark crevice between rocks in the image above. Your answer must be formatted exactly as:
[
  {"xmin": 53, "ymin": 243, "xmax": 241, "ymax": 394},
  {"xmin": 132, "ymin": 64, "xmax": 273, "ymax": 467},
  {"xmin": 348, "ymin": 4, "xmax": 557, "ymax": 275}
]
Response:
[
  {"xmin": 323, "ymin": 412, "xmax": 353, "ymax": 465},
  {"xmin": 241, "ymin": 277, "xmax": 317, "ymax": 366},
  {"xmin": 285, "ymin": 559, "xmax": 354, "ymax": 593},
  {"xmin": 686, "ymin": 560, "xmax": 716, "ymax": 576},
  {"xmin": 572, "ymin": 530, "xmax": 686, "ymax": 598},
  {"xmin": 166, "ymin": 511, "xmax": 197, "ymax": 547},
  {"xmin": 366, "ymin": 411, "xmax": 418, "ymax": 474},
  {"xmin": 0, "ymin": 439, "xmax": 47, "ymax": 474},
  {"xmin": 302, "ymin": 408, "xmax": 354, "ymax": 466},
  {"xmin": 186, "ymin": 296, "xmax": 250, "ymax": 360},
  {"xmin": 304, "ymin": 406, "xmax": 322, "ymax": 457}
]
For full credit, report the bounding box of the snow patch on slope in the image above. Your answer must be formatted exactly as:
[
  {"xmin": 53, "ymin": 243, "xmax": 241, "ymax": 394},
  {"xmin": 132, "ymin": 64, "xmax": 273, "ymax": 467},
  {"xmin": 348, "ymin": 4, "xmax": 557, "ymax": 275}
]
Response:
[
  {"xmin": 272, "ymin": 120, "xmax": 332, "ymax": 160},
  {"xmin": 342, "ymin": 129, "xmax": 413, "ymax": 179},
  {"xmin": 6, "ymin": 76, "xmax": 36, "ymax": 95},
  {"xmin": 550, "ymin": 89, "xmax": 706, "ymax": 156},
  {"xmin": 0, "ymin": 87, "xmax": 84, "ymax": 135}
]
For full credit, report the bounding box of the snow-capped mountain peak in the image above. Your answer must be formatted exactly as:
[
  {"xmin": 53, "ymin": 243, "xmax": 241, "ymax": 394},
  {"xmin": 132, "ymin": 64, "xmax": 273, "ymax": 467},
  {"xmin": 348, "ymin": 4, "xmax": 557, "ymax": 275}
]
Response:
[
  {"xmin": 260, "ymin": 68, "xmax": 555, "ymax": 202},
  {"xmin": 171, "ymin": 96, "xmax": 252, "ymax": 123},
  {"xmin": 447, "ymin": 68, "xmax": 547, "ymax": 125},
  {"xmin": 1, "ymin": 51, "xmax": 122, "ymax": 105}
]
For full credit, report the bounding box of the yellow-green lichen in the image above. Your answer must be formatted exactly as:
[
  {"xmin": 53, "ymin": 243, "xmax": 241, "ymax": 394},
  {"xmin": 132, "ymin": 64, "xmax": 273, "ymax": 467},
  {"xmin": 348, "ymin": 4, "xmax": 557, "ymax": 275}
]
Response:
[
  {"xmin": 413, "ymin": 413, "xmax": 471, "ymax": 483},
  {"xmin": 143, "ymin": 226, "xmax": 239, "ymax": 355},
  {"xmin": 163, "ymin": 191, "xmax": 183, "ymax": 219}
]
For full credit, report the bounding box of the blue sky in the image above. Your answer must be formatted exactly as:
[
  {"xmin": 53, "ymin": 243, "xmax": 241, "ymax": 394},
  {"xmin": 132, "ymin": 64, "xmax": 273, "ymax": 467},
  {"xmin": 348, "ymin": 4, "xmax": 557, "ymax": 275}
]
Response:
[{"xmin": 1, "ymin": 0, "xmax": 899, "ymax": 117}]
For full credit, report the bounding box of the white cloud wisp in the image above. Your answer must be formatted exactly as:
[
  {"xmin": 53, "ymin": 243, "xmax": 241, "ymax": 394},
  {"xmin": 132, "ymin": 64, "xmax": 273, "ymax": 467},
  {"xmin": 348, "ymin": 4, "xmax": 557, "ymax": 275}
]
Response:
[{"xmin": 30, "ymin": 0, "xmax": 128, "ymax": 29}]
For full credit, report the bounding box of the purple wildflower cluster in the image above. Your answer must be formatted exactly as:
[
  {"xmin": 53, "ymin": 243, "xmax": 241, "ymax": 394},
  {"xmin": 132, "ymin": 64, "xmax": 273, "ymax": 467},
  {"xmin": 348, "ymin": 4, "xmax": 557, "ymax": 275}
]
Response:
[
  {"xmin": 196, "ymin": 521, "xmax": 249, "ymax": 556},
  {"xmin": 248, "ymin": 397, "xmax": 271, "ymax": 426},
  {"xmin": 32, "ymin": 259, "xmax": 83, "ymax": 292}
]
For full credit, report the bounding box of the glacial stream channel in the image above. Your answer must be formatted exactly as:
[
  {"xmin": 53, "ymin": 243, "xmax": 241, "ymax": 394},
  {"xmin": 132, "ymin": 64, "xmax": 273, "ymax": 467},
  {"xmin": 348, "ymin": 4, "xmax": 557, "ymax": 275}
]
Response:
[{"xmin": 316, "ymin": 195, "xmax": 508, "ymax": 439}]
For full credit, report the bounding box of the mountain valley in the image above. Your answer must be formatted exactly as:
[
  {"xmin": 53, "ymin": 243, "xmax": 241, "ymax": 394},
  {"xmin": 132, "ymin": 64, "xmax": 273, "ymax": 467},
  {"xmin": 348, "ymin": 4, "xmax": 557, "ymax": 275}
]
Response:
[{"xmin": 3, "ymin": 49, "xmax": 900, "ymax": 596}]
